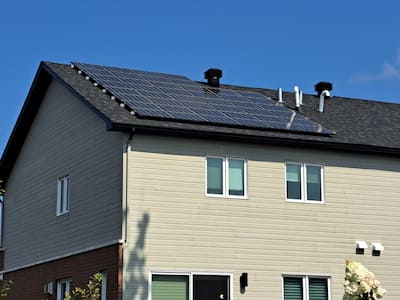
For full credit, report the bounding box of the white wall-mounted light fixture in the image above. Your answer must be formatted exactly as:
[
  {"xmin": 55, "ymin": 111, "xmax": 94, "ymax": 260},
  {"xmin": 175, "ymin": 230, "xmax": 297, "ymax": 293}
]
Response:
[
  {"xmin": 356, "ymin": 241, "xmax": 368, "ymax": 249},
  {"xmin": 371, "ymin": 243, "xmax": 384, "ymax": 256},
  {"xmin": 372, "ymin": 242, "xmax": 384, "ymax": 251},
  {"xmin": 371, "ymin": 242, "xmax": 384, "ymax": 256},
  {"xmin": 355, "ymin": 240, "xmax": 368, "ymax": 254}
]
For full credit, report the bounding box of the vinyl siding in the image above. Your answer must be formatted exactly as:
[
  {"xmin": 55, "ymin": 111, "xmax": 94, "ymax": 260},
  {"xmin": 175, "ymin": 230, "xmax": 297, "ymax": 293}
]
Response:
[
  {"xmin": 123, "ymin": 134, "xmax": 400, "ymax": 300},
  {"xmin": 3, "ymin": 79, "xmax": 124, "ymax": 270}
]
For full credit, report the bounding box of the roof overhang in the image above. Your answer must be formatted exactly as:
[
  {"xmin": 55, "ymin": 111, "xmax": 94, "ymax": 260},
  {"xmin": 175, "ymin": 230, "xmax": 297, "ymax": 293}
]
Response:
[
  {"xmin": 0, "ymin": 63, "xmax": 52, "ymax": 184},
  {"xmin": 111, "ymin": 122, "xmax": 400, "ymax": 157}
]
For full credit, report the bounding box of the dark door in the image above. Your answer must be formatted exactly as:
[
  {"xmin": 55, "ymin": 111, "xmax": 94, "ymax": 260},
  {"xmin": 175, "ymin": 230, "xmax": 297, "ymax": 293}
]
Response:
[{"xmin": 193, "ymin": 275, "xmax": 229, "ymax": 300}]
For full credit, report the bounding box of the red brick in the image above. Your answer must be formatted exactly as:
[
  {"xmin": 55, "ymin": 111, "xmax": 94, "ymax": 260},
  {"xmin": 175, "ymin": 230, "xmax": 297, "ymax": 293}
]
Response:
[{"xmin": 4, "ymin": 244, "xmax": 123, "ymax": 300}]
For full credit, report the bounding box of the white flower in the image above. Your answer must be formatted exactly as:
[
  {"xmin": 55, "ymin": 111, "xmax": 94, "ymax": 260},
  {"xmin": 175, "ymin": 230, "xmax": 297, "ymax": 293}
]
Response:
[
  {"xmin": 376, "ymin": 287, "xmax": 386, "ymax": 298},
  {"xmin": 343, "ymin": 260, "xmax": 386, "ymax": 299}
]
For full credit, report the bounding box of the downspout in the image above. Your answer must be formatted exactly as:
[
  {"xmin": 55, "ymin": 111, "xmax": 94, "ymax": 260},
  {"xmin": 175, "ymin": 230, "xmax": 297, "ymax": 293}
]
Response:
[
  {"xmin": 121, "ymin": 130, "xmax": 134, "ymax": 300},
  {"xmin": 122, "ymin": 130, "xmax": 135, "ymax": 245}
]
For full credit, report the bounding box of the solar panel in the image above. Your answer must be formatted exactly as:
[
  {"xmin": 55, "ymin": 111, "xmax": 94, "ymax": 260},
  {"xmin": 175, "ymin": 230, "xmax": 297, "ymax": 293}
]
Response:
[{"xmin": 72, "ymin": 62, "xmax": 334, "ymax": 135}]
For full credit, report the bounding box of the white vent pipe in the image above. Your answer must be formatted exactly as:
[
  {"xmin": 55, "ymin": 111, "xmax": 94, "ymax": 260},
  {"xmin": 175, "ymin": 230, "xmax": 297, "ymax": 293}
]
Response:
[
  {"xmin": 299, "ymin": 90, "xmax": 303, "ymax": 105},
  {"xmin": 278, "ymin": 88, "xmax": 283, "ymax": 103},
  {"xmin": 319, "ymin": 90, "xmax": 331, "ymax": 112},
  {"xmin": 294, "ymin": 86, "xmax": 300, "ymax": 109}
]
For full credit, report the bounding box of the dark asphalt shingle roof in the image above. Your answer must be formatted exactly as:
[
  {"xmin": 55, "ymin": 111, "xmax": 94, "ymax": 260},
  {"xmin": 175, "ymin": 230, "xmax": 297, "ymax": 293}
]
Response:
[
  {"xmin": 216, "ymin": 83, "xmax": 400, "ymax": 150},
  {"xmin": 1, "ymin": 61, "xmax": 400, "ymax": 182},
  {"xmin": 44, "ymin": 62, "xmax": 400, "ymax": 152}
]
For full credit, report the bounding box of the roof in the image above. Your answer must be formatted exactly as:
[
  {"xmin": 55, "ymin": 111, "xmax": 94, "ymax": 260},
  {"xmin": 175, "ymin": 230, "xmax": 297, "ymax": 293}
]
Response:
[
  {"xmin": 1, "ymin": 61, "xmax": 400, "ymax": 181},
  {"xmin": 70, "ymin": 62, "xmax": 334, "ymax": 136}
]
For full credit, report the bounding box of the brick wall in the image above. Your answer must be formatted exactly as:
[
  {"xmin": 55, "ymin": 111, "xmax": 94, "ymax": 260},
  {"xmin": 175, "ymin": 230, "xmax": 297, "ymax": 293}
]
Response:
[{"xmin": 4, "ymin": 244, "xmax": 122, "ymax": 300}]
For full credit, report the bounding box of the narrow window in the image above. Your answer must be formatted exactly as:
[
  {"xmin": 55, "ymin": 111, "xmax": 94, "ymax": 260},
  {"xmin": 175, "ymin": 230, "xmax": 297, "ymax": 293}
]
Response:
[
  {"xmin": 306, "ymin": 165, "xmax": 322, "ymax": 201},
  {"xmin": 286, "ymin": 163, "xmax": 324, "ymax": 203},
  {"xmin": 57, "ymin": 278, "xmax": 71, "ymax": 300},
  {"xmin": 283, "ymin": 276, "xmax": 329, "ymax": 300},
  {"xmin": 207, "ymin": 158, "xmax": 224, "ymax": 195},
  {"xmin": 101, "ymin": 272, "xmax": 107, "ymax": 300},
  {"xmin": 308, "ymin": 278, "xmax": 328, "ymax": 300},
  {"xmin": 286, "ymin": 164, "xmax": 302, "ymax": 200},
  {"xmin": 152, "ymin": 275, "xmax": 189, "ymax": 300},
  {"xmin": 283, "ymin": 277, "xmax": 303, "ymax": 300},
  {"xmin": 206, "ymin": 157, "xmax": 247, "ymax": 198},
  {"xmin": 228, "ymin": 159, "xmax": 245, "ymax": 196},
  {"xmin": 0, "ymin": 196, "xmax": 3, "ymax": 247},
  {"xmin": 57, "ymin": 176, "xmax": 70, "ymax": 215}
]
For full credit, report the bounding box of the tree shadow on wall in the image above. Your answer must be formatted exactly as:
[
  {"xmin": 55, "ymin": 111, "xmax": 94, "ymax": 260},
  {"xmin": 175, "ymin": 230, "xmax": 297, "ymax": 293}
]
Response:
[{"xmin": 126, "ymin": 212, "xmax": 150, "ymax": 300}]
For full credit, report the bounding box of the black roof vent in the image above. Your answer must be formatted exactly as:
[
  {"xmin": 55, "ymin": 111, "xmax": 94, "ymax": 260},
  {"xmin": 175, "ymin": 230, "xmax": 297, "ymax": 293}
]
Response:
[
  {"xmin": 315, "ymin": 82, "xmax": 333, "ymax": 96},
  {"xmin": 204, "ymin": 68, "xmax": 223, "ymax": 87}
]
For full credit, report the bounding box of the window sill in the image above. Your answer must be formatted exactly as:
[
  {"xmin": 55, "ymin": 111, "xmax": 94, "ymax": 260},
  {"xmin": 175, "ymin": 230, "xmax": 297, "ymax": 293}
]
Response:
[
  {"xmin": 206, "ymin": 194, "xmax": 248, "ymax": 200},
  {"xmin": 286, "ymin": 199, "xmax": 325, "ymax": 204}
]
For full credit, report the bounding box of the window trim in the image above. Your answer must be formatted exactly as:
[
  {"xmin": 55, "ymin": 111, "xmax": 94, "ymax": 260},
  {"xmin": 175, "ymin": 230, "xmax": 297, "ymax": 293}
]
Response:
[
  {"xmin": 148, "ymin": 271, "xmax": 233, "ymax": 300},
  {"xmin": 285, "ymin": 162, "xmax": 324, "ymax": 204},
  {"xmin": 205, "ymin": 156, "xmax": 247, "ymax": 199},
  {"xmin": 282, "ymin": 274, "xmax": 331, "ymax": 300},
  {"xmin": 57, "ymin": 278, "xmax": 71, "ymax": 300},
  {"xmin": 101, "ymin": 271, "xmax": 107, "ymax": 300},
  {"xmin": 57, "ymin": 175, "xmax": 70, "ymax": 216}
]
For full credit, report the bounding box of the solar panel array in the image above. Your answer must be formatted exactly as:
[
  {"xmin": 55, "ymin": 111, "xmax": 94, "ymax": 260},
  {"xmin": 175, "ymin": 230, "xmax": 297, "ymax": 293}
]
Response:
[{"xmin": 72, "ymin": 62, "xmax": 333, "ymax": 135}]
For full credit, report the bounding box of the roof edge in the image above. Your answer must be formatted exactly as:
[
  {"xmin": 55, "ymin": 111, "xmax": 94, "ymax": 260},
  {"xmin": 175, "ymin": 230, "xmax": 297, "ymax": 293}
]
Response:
[
  {"xmin": 0, "ymin": 62, "xmax": 52, "ymax": 183},
  {"xmin": 111, "ymin": 122, "xmax": 400, "ymax": 157}
]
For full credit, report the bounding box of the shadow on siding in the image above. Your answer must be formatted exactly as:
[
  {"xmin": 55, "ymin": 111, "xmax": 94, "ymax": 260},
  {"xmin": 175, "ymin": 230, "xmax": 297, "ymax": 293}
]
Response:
[{"xmin": 126, "ymin": 212, "xmax": 150, "ymax": 300}]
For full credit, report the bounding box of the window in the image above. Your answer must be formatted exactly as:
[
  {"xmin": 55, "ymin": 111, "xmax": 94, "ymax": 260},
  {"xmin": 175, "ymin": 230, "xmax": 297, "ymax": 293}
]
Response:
[
  {"xmin": 286, "ymin": 163, "xmax": 324, "ymax": 202},
  {"xmin": 57, "ymin": 176, "xmax": 70, "ymax": 215},
  {"xmin": 57, "ymin": 278, "xmax": 71, "ymax": 300},
  {"xmin": 206, "ymin": 157, "xmax": 247, "ymax": 198},
  {"xmin": 283, "ymin": 276, "xmax": 329, "ymax": 300},
  {"xmin": 150, "ymin": 273, "xmax": 230, "ymax": 300},
  {"xmin": 152, "ymin": 275, "xmax": 189, "ymax": 300},
  {"xmin": 0, "ymin": 197, "xmax": 3, "ymax": 247}
]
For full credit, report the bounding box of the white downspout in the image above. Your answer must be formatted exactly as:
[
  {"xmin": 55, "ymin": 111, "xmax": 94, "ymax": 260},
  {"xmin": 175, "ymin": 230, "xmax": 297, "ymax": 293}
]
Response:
[
  {"xmin": 124, "ymin": 143, "xmax": 131, "ymax": 244},
  {"xmin": 319, "ymin": 90, "xmax": 331, "ymax": 112},
  {"xmin": 121, "ymin": 135, "xmax": 133, "ymax": 299}
]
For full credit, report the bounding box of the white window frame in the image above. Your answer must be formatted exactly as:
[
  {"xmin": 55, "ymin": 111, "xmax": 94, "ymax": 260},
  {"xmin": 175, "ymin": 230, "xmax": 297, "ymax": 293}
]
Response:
[
  {"xmin": 57, "ymin": 175, "xmax": 70, "ymax": 216},
  {"xmin": 205, "ymin": 156, "xmax": 248, "ymax": 199},
  {"xmin": 101, "ymin": 271, "xmax": 107, "ymax": 300},
  {"xmin": 282, "ymin": 274, "xmax": 331, "ymax": 300},
  {"xmin": 285, "ymin": 162, "xmax": 324, "ymax": 203},
  {"xmin": 148, "ymin": 271, "xmax": 233, "ymax": 300},
  {"xmin": 57, "ymin": 278, "xmax": 71, "ymax": 300}
]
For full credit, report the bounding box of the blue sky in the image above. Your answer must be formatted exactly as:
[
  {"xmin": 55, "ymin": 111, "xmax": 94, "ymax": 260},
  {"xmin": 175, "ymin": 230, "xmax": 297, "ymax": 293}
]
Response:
[{"xmin": 1, "ymin": 0, "xmax": 400, "ymax": 154}]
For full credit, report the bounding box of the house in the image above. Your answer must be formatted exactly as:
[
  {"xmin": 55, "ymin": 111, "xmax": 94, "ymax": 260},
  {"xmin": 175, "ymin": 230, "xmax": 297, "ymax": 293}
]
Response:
[{"xmin": 0, "ymin": 61, "xmax": 399, "ymax": 300}]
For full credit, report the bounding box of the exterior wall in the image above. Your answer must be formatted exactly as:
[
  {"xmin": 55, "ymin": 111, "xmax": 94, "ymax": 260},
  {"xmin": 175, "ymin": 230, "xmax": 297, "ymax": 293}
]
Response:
[
  {"xmin": 0, "ymin": 250, "xmax": 3, "ymax": 270},
  {"xmin": 123, "ymin": 134, "xmax": 400, "ymax": 300},
  {"xmin": 4, "ymin": 244, "xmax": 123, "ymax": 300},
  {"xmin": 3, "ymin": 79, "xmax": 125, "ymax": 271}
]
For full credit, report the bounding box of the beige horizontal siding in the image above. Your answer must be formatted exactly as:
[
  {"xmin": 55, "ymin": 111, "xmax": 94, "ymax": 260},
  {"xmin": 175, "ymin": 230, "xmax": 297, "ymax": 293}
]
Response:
[{"xmin": 123, "ymin": 134, "xmax": 400, "ymax": 300}]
